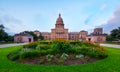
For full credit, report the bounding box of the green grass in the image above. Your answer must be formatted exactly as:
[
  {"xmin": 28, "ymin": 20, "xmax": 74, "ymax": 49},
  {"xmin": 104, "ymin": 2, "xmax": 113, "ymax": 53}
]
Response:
[
  {"xmin": 0, "ymin": 46, "xmax": 120, "ymax": 72},
  {"xmin": 105, "ymin": 41, "xmax": 120, "ymax": 45}
]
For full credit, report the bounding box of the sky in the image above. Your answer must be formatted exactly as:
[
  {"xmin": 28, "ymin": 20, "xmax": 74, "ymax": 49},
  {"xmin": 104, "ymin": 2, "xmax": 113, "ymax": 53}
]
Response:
[{"xmin": 0, "ymin": 0, "xmax": 120, "ymax": 35}]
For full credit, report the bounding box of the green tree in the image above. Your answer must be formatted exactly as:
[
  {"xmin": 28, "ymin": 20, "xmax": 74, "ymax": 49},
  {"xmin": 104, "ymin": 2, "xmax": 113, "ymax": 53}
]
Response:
[
  {"xmin": 0, "ymin": 24, "xmax": 13, "ymax": 42},
  {"xmin": 110, "ymin": 27, "xmax": 120, "ymax": 40},
  {"xmin": 38, "ymin": 35, "xmax": 44, "ymax": 40},
  {"xmin": 24, "ymin": 31, "xmax": 38, "ymax": 41},
  {"xmin": 107, "ymin": 27, "xmax": 120, "ymax": 41},
  {"xmin": 24, "ymin": 31, "xmax": 44, "ymax": 41}
]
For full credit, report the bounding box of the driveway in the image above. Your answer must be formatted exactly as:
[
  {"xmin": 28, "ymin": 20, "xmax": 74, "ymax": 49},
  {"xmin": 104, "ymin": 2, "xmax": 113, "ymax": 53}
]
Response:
[
  {"xmin": 100, "ymin": 43, "xmax": 120, "ymax": 48},
  {"xmin": 0, "ymin": 43, "xmax": 28, "ymax": 48}
]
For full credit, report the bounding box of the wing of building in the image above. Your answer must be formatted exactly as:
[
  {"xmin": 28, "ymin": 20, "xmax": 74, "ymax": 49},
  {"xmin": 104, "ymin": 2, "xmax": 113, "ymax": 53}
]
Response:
[{"xmin": 14, "ymin": 32, "xmax": 33, "ymax": 43}]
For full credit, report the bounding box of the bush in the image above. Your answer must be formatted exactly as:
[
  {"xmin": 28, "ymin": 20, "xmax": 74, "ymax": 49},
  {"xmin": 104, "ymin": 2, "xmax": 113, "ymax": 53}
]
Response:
[
  {"xmin": 36, "ymin": 45, "xmax": 51, "ymax": 50},
  {"xmin": 10, "ymin": 40, "xmax": 108, "ymax": 60},
  {"xmin": 23, "ymin": 42, "xmax": 38, "ymax": 49},
  {"xmin": 52, "ymin": 40, "xmax": 72, "ymax": 53},
  {"xmin": 46, "ymin": 54, "xmax": 54, "ymax": 62},
  {"xmin": 10, "ymin": 54, "xmax": 19, "ymax": 60},
  {"xmin": 19, "ymin": 50, "xmax": 40, "ymax": 59},
  {"xmin": 76, "ymin": 54, "xmax": 84, "ymax": 59},
  {"xmin": 39, "ymin": 41, "xmax": 52, "ymax": 44}
]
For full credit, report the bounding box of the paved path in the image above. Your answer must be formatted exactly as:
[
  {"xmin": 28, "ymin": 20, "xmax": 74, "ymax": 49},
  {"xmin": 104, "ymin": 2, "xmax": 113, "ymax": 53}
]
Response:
[
  {"xmin": 100, "ymin": 44, "xmax": 120, "ymax": 48},
  {"xmin": 0, "ymin": 43, "xmax": 28, "ymax": 48},
  {"xmin": 0, "ymin": 43, "xmax": 120, "ymax": 49}
]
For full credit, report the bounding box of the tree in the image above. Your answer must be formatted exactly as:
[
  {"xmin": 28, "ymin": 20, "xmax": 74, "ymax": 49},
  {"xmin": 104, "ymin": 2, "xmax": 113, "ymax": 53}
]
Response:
[
  {"xmin": 107, "ymin": 27, "xmax": 120, "ymax": 41},
  {"xmin": 24, "ymin": 31, "xmax": 44, "ymax": 41},
  {"xmin": 24, "ymin": 31, "xmax": 38, "ymax": 41},
  {"xmin": 38, "ymin": 35, "xmax": 44, "ymax": 40},
  {"xmin": 111, "ymin": 27, "xmax": 120, "ymax": 40},
  {"xmin": 0, "ymin": 24, "xmax": 14, "ymax": 43},
  {"xmin": 106, "ymin": 35, "xmax": 113, "ymax": 41},
  {"xmin": 0, "ymin": 24, "xmax": 4, "ymax": 30}
]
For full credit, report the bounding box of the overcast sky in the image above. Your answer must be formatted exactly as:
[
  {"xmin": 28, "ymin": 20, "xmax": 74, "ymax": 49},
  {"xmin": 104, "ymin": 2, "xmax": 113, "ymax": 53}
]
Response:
[{"xmin": 0, "ymin": 0, "xmax": 120, "ymax": 35}]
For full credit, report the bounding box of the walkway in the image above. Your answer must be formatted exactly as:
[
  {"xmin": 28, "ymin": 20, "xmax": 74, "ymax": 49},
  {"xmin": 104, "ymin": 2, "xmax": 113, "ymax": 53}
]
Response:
[
  {"xmin": 0, "ymin": 43, "xmax": 120, "ymax": 49},
  {"xmin": 0, "ymin": 43, "xmax": 28, "ymax": 48},
  {"xmin": 100, "ymin": 44, "xmax": 120, "ymax": 48}
]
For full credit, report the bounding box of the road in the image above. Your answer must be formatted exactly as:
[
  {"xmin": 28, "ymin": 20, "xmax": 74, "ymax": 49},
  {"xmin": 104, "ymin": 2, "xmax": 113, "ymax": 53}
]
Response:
[
  {"xmin": 100, "ymin": 43, "xmax": 120, "ymax": 48},
  {"xmin": 0, "ymin": 43, "xmax": 28, "ymax": 48}
]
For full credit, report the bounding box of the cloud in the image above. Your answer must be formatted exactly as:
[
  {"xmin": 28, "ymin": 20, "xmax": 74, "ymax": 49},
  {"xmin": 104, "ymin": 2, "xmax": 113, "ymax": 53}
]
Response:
[
  {"xmin": 0, "ymin": 8, "xmax": 23, "ymax": 34},
  {"xmin": 100, "ymin": 3, "xmax": 107, "ymax": 11},
  {"xmin": 84, "ymin": 14, "xmax": 94, "ymax": 24},
  {"xmin": 98, "ymin": 7, "xmax": 120, "ymax": 33}
]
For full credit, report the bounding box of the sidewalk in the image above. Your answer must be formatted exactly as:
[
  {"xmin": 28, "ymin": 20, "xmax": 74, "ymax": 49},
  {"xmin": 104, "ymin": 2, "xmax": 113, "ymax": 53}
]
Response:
[
  {"xmin": 0, "ymin": 43, "xmax": 28, "ymax": 48},
  {"xmin": 100, "ymin": 43, "xmax": 120, "ymax": 48}
]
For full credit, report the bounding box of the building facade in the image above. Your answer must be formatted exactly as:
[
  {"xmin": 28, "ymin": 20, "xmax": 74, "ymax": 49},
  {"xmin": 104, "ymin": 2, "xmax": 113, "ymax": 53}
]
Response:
[
  {"xmin": 14, "ymin": 14, "xmax": 106, "ymax": 43},
  {"xmin": 33, "ymin": 14, "xmax": 106, "ymax": 43},
  {"xmin": 51, "ymin": 14, "xmax": 68, "ymax": 40},
  {"xmin": 86, "ymin": 28, "xmax": 106, "ymax": 43},
  {"xmin": 33, "ymin": 14, "xmax": 88, "ymax": 41},
  {"xmin": 14, "ymin": 32, "xmax": 33, "ymax": 43}
]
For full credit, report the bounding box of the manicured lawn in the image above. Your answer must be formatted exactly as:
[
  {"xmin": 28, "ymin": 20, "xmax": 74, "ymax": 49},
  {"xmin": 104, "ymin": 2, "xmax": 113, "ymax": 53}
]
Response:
[
  {"xmin": 105, "ymin": 42, "xmax": 120, "ymax": 45},
  {"xmin": 0, "ymin": 46, "xmax": 120, "ymax": 72}
]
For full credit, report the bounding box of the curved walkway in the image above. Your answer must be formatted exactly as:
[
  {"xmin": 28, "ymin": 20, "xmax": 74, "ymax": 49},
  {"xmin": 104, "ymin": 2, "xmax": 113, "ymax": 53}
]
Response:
[
  {"xmin": 0, "ymin": 43, "xmax": 28, "ymax": 48},
  {"xmin": 100, "ymin": 43, "xmax": 120, "ymax": 48},
  {"xmin": 0, "ymin": 43, "xmax": 120, "ymax": 49}
]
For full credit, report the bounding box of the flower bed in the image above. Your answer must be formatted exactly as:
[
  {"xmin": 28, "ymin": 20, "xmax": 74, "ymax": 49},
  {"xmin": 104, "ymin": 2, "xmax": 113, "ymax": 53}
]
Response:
[{"xmin": 8, "ymin": 40, "xmax": 108, "ymax": 65}]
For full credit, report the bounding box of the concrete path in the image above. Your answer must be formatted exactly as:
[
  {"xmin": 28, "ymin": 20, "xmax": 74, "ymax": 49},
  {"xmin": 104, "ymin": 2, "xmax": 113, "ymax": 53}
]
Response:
[
  {"xmin": 0, "ymin": 43, "xmax": 28, "ymax": 48},
  {"xmin": 0, "ymin": 43, "xmax": 120, "ymax": 49},
  {"xmin": 100, "ymin": 44, "xmax": 120, "ymax": 48}
]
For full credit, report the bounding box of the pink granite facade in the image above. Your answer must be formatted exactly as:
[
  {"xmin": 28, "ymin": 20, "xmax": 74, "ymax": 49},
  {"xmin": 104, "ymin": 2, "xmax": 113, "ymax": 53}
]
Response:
[
  {"xmin": 86, "ymin": 28, "xmax": 106, "ymax": 43},
  {"xmin": 14, "ymin": 32, "xmax": 33, "ymax": 43}
]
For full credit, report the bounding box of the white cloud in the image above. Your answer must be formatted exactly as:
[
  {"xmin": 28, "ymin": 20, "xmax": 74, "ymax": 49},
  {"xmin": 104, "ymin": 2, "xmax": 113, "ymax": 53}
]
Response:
[
  {"xmin": 98, "ymin": 7, "xmax": 120, "ymax": 33},
  {"xmin": 100, "ymin": 3, "xmax": 107, "ymax": 11},
  {"xmin": 0, "ymin": 9, "xmax": 24, "ymax": 34}
]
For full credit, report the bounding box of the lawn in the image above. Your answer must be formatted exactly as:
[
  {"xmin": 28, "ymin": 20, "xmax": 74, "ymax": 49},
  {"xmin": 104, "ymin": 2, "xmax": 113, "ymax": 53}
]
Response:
[{"xmin": 0, "ymin": 46, "xmax": 120, "ymax": 72}]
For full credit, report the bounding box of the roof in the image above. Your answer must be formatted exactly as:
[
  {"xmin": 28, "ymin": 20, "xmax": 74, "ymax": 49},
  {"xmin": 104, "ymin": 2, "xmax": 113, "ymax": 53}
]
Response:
[
  {"xmin": 80, "ymin": 30, "xmax": 87, "ymax": 32},
  {"xmin": 34, "ymin": 30, "xmax": 40, "ymax": 32},
  {"xmin": 14, "ymin": 32, "xmax": 33, "ymax": 37},
  {"xmin": 88, "ymin": 34, "xmax": 107, "ymax": 36},
  {"xmin": 69, "ymin": 32, "xmax": 79, "ymax": 34}
]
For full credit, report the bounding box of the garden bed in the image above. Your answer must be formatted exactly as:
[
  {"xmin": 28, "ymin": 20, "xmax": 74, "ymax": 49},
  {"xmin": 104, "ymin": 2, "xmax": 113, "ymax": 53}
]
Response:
[
  {"xmin": 13, "ymin": 54, "xmax": 101, "ymax": 65},
  {"xmin": 8, "ymin": 40, "xmax": 108, "ymax": 65}
]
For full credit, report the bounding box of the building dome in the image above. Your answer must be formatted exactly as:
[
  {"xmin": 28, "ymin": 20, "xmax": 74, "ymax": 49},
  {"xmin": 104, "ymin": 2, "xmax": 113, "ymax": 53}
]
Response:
[{"xmin": 56, "ymin": 13, "xmax": 64, "ymax": 24}]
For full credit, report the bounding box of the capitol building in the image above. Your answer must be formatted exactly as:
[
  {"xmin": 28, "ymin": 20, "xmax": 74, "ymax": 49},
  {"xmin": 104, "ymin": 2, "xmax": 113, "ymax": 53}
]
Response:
[{"xmin": 14, "ymin": 14, "xmax": 106, "ymax": 43}]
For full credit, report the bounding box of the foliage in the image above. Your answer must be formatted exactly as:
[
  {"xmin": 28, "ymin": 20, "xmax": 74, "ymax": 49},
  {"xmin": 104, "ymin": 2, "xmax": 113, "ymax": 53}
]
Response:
[
  {"xmin": 46, "ymin": 54, "xmax": 54, "ymax": 62},
  {"xmin": 23, "ymin": 42, "xmax": 38, "ymax": 49},
  {"xmin": 36, "ymin": 44, "xmax": 51, "ymax": 50},
  {"xmin": 60, "ymin": 53, "xmax": 69, "ymax": 60},
  {"xmin": 76, "ymin": 54, "xmax": 84, "ymax": 59},
  {"xmin": 52, "ymin": 40, "xmax": 72, "ymax": 53},
  {"xmin": 106, "ymin": 27, "xmax": 120, "ymax": 41},
  {"xmin": 0, "ymin": 24, "xmax": 14, "ymax": 43},
  {"xmin": 19, "ymin": 50, "xmax": 40, "ymax": 59},
  {"xmin": 13, "ymin": 40, "xmax": 108, "ymax": 60}
]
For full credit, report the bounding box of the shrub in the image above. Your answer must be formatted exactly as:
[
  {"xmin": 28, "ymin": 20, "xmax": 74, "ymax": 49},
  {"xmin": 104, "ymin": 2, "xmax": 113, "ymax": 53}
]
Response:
[
  {"xmin": 10, "ymin": 54, "xmax": 19, "ymax": 60},
  {"xmin": 9, "ymin": 49, "xmax": 21, "ymax": 60},
  {"xmin": 39, "ymin": 50, "xmax": 48, "ymax": 55},
  {"xmin": 19, "ymin": 50, "xmax": 40, "ymax": 59},
  {"xmin": 60, "ymin": 53, "xmax": 69, "ymax": 60},
  {"xmin": 36, "ymin": 45, "xmax": 51, "ymax": 50},
  {"xmin": 46, "ymin": 54, "xmax": 54, "ymax": 62},
  {"xmin": 23, "ymin": 42, "xmax": 38, "ymax": 49},
  {"xmin": 76, "ymin": 54, "xmax": 84, "ymax": 59},
  {"xmin": 39, "ymin": 41, "xmax": 52, "ymax": 44},
  {"xmin": 52, "ymin": 40, "xmax": 72, "ymax": 53}
]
